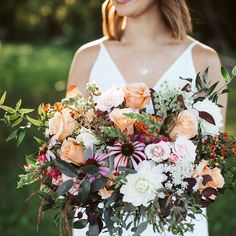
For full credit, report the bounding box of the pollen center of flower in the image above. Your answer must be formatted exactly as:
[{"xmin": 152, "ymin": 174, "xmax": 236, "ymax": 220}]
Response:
[
  {"xmin": 121, "ymin": 143, "xmax": 134, "ymax": 156},
  {"xmin": 135, "ymin": 178, "xmax": 149, "ymax": 194}
]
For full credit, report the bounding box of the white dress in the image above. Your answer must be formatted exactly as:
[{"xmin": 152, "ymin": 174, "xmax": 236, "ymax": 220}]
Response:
[{"xmin": 73, "ymin": 39, "xmax": 209, "ymax": 236}]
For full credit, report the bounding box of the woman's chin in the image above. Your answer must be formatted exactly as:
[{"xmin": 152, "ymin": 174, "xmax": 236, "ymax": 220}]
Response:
[{"xmin": 113, "ymin": 0, "xmax": 138, "ymax": 16}]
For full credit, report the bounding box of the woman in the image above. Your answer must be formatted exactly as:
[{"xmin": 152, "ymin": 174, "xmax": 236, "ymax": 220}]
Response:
[{"xmin": 68, "ymin": 0, "xmax": 227, "ymax": 235}]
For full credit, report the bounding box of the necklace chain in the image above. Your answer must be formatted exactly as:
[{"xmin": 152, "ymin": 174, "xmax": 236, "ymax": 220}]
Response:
[{"xmin": 125, "ymin": 38, "xmax": 171, "ymax": 76}]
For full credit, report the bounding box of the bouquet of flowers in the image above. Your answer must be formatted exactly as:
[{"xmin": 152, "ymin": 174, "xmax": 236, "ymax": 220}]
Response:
[{"xmin": 1, "ymin": 67, "xmax": 236, "ymax": 236}]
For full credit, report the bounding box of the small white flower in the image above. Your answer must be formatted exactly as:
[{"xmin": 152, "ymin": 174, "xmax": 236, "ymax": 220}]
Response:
[
  {"xmin": 193, "ymin": 98, "xmax": 223, "ymax": 135},
  {"xmin": 76, "ymin": 127, "xmax": 100, "ymax": 148},
  {"xmin": 145, "ymin": 141, "xmax": 171, "ymax": 163},
  {"xmin": 173, "ymin": 137, "xmax": 196, "ymax": 162},
  {"xmin": 93, "ymin": 87, "xmax": 124, "ymax": 112},
  {"xmin": 120, "ymin": 161, "xmax": 167, "ymax": 207}
]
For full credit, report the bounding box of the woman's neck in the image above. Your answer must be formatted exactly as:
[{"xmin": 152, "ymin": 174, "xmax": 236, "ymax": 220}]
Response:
[{"xmin": 121, "ymin": 4, "xmax": 173, "ymax": 46}]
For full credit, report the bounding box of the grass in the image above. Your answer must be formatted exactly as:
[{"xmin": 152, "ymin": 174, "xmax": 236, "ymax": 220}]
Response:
[{"xmin": 0, "ymin": 43, "xmax": 235, "ymax": 236}]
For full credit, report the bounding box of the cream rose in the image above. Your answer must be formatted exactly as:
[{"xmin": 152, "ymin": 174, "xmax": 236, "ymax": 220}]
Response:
[
  {"xmin": 60, "ymin": 138, "xmax": 85, "ymax": 166},
  {"xmin": 169, "ymin": 109, "xmax": 198, "ymax": 140},
  {"xmin": 124, "ymin": 82, "xmax": 150, "ymax": 109},
  {"xmin": 145, "ymin": 141, "xmax": 171, "ymax": 163},
  {"xmin": 109, "ymin": 108, "xmax": 137, "ymax": 135},
  {"xmin": 49, "ymin": 109, "xmax": 77, "ymax": 141},
  {"xmin": 76, "ymin": 127, "xmax": 100, "ymax": 148},
  {"xmin": 93, "ymin": 87, "xmax": 124, "ymax": 112}
]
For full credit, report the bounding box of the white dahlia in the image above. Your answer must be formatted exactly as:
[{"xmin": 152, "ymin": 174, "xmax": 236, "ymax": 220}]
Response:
[{"xmin": 120, "ymin": 161, "xmax": 167, "ymax": 207}]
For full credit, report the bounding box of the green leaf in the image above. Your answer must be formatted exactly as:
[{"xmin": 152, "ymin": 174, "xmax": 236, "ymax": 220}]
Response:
[
  {"xmin": 221, "ymin": 89, "xmax": 230, "ymax": 94},
  {"xmin": 221, "ymin": 66, "xmax": 231, "ymax": 83},
  {"xmin": 11, "ymin": 117, "xmax": 23, "ymax": 127},
  {"xmin": 6, "ymin": 130, "xmax": 18, "ymax": 142},
  {"xmin": 110, "ymin": 216, "xmax": 120, "ymax": 222},
  {"xmin": 80, "ymin": 164, "xmax": 99, "ymax": 175},
  {"xmin": 134, "ymin": 221, "xmax": 148, "ymax": 236},
  {"xmin": 34, "ymin": 136, "xmax": 45, "ymax": 146},
  {"xmin": 56, "ymin": 179, "xmax": 74, "ymax": 196},
  {"xmin": 104, "ymin": 208, "xmax": 113, "ymax": 235},
  {"xmin": 19, "ymin": 108, "xmax": 34, "ymax": 114},
  {"xmin": 17, "ymin": 130, "xmax": 26, "ymax": 146},
  {"xmin": 202, "ymin": 67, "xmax": 209, "ymax": 84},
  {"xmin": 26, "ymin": 116, "xmax": 42, "ymax": 126},
  {"xmin": 26, "ymin": 154, "xmax": 36, "ymax": 165},
  {"xmin": 73, "ymin": 219, "xmax": 88, "ymax": 229},
  {"xmin": 0, "ymin": 91, "xmax": 6, "ymax": 105},
  {"xmin": 78, "ymin": 179, "xmax": 90, "ymax": 204},
  {"xmin": 15, "ymin": 99, "xmax": 22, "ymax": 110},
  {"xmin": 37, "ymin": 192, "xmax": 54, "ymax": 204},
  {"xmin": 84, "ymin": 147, "xmax": 93, "ymax": 161},
  {"xmin": 232, "ymin": 66, "xmax": 236, "ymax": 77},
  {"xmin": 90, "ymin": 177, "xmax": 107, "ymax": 192},
  {"xmin": 54, "ymin": 160, "xmax": 78, "ymax": 178},
  {"xmin": 0, "ymin": 105, "xmax": 15, "ymax": 114},
  {"xmin": 206, "ymin": 81, "xmax": 219, "ymax": 96},
  {"xmin": 87, "ymin": 223, "xmax": 99, "ymax": 236}
]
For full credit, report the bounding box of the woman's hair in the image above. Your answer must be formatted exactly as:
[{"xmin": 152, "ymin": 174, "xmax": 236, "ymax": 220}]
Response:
[{"xmin": 102, "ymin": 0, "xmax": 192, "ymax": 40}]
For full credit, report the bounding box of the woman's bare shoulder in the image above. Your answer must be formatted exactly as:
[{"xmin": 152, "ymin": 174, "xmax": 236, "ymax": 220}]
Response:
[
  {"xmin": 67, "ymin": 37, "xmax": 106, "ymax": 90},
  {"xmin": 192, "ymin": 39, "xmax": 221, "ymax": 73}
]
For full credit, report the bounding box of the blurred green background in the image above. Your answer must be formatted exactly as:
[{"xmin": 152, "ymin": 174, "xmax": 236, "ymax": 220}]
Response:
[{"xmin": 0, "ymin": 1, "xmax": 235, "ymax": 236}]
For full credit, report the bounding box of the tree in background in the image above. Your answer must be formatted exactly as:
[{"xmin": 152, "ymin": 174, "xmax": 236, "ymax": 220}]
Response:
[{"xmin": 0, "ymin": 0, "xmax": 236, "ymax": 52}]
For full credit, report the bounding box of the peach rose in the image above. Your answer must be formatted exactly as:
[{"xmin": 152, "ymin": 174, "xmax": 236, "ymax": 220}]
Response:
[
  {"xmin": 124, "ymin": 82, "xmax": 150, "ymax": 109},
  {"xmin": 169, "ymin": 110, "xmax": 198, "ymax": 140},
  {"xmin": 109, "ymin": 108, "xmax": 137, "ymax": 135},
  {"xmin": 98, "ymin": 179, "xmax": 114, "ymax": 199},
  {"xmin": 49, "ymin": 109, "xmax": 77, "ymax": 141},
  {"xmin": 195, "ymin": 160, "xmax": 224, "ymax": 200},
  {"xmin": 60, "ymin": 138, "xmax": 85, "ymax": 166},
  {"xmin": 66, "ymin": 84, "xmax": 82, "ymax": 98}
]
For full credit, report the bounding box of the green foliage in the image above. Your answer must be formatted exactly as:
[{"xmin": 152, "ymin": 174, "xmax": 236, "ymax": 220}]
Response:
[{"xmin": 0, "ymin": 44, "xmax": 236, "ymax": 236}]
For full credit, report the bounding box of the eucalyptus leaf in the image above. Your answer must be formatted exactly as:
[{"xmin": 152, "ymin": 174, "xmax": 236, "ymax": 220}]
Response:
[
  {"xmin": 134, "ymin": 221, "xmax": 148, "ymax": 236},
  {"xmin": 88, "ymin": 223, "xmax": 100, "ymax": 236}
]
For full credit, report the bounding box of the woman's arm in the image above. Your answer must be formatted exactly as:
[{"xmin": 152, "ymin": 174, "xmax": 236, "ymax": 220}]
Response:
[
  {"xmin": 193, "ymin": 44, "xmax": 228, "ymax": 130},
  {"xmin": 67, "ymin": 43, "xmax": 100, "ymax": 96}
]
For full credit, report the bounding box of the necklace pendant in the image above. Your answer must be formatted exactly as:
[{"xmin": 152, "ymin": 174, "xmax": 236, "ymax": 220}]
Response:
[{"xmin": 141, "ymin": 68, "xmax": 149, "ymax": 75}]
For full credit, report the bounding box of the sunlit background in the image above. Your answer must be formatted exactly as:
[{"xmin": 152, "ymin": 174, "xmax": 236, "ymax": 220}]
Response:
[{"xmin": 0, "ymin": 1, "xmax": 236, "ymax": 236}]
